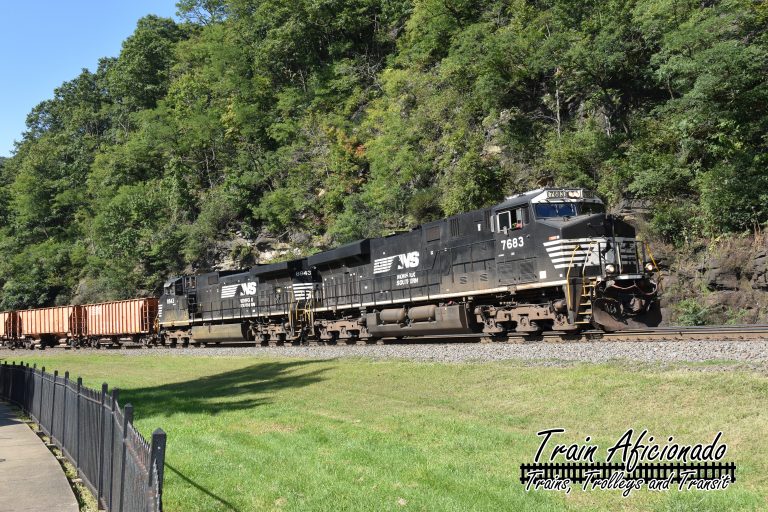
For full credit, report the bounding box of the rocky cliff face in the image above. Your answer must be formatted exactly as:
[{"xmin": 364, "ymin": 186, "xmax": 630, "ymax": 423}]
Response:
[
  {"xmin": 611, "ymin": 197, "xmax": 768, "ymax": 325},
  {"xmin": 654, "ymin": 234, "xmax": 768, "ymax": 325}
]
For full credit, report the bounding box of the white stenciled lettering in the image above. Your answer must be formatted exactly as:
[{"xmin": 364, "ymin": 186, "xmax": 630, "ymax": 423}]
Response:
[
  {"xmin": 501, "ymin": 237, "xmax": 524, "ymax": 250},
  {"xmin": 221, "ymin": 281, "xmax": 258, "ymax": 299},
  {"xmin": 374, "ymin": 251, "xmax": 420, "ymax": 274},
  {"xmin": 397, "ymin": 251, "xmax": 420, "ymax": 270}
]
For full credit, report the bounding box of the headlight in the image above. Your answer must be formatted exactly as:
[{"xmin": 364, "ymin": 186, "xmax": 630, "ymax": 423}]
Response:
[
  {"xmin": 605, "ymin": 264, "xmax": 616, "ymax": 274},
  {"xmin": 645, "ymin": 262, "xmax": 655, "ymax": 272}
]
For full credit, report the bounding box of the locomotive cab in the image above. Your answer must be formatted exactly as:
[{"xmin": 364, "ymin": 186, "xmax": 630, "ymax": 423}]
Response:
[
  {"xmin": 499, "ymin": 188, "xmax": 660, "ymax": 331},
  {"xmin": 158, "ymin": 277, "xmax": 191, "ymax": 328},
  {"xmin": 488, "ymin": 188, "xmax": 659, "ymax": 331}
]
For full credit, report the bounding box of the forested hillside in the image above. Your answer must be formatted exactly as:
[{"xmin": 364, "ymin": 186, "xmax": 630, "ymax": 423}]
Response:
[{"xmin": 1, "ymin": 0, "xmax": 766, "ymax": 309}]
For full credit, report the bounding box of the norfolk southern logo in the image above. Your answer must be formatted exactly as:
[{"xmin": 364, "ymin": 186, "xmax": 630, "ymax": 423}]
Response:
[
  {"xmin": 373, "ymin": 251, "xmax": 420, "ymax": 274},
  {"xmin": 221, "ymin": 281, "xmax": 258, "ymax": 299}
]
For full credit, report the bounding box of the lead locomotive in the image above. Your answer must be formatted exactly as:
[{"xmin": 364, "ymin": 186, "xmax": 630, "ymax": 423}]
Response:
[{"xmin": 159, "ymin": 188, "xmax": 660, "ymax": 345}]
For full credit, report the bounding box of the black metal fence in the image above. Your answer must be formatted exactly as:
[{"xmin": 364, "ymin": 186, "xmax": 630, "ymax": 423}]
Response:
[{"xmin": 0, "ymin": 361, "xmax": 166, "ymax": 512}]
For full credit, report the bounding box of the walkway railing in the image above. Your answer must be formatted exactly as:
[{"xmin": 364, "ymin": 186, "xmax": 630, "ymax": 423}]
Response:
[{"xmin": 0, "ymin": 361, "xmax": 166, "ymax": 512}]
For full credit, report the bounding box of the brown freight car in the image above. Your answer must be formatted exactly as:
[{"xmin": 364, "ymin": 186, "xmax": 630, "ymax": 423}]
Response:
[
  {"xmin": 82, "ymin": 298, "xmax": 159, "ymax": 347},
  {"xmin": 0, "ymin": 311, "xmax": 20, "ymax": 346},
  {"xmin": 17, "ymin": 306, "xmax": 85, "ymax": 349}
]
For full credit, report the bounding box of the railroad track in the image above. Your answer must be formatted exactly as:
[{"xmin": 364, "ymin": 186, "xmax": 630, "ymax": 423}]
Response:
[
  {"xmin": 592, "ymin": 325, "xmax": 768, "ymax": 342},
  {"xmin": 3, "ymin": 324, "xmax": 768, "ymax": 351}
]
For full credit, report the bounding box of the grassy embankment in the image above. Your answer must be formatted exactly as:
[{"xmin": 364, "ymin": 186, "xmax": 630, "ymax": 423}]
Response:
[{"xmin": 5, "ymin": 353, "xmax": 767, "ymax": 512}]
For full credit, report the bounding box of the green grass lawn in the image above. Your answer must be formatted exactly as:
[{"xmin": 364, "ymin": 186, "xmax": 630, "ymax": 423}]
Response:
[{"xmin": 5, "ymin": 353, "xmax": 767, "ymax": 512}]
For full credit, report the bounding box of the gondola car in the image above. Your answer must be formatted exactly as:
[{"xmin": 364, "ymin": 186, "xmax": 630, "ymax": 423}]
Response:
[{"xmin": 158, "ymin": 188, "xmax": 660, "ymax": 345}]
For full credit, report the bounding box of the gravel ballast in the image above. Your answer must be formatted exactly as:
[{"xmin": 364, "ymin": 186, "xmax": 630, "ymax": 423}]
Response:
[{"xmin": 31, "ymin": 339, "xmax": 768, "ymax": 366}]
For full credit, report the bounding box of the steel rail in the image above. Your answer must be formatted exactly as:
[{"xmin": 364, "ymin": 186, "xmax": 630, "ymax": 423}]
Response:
[{"xmin": 4, "ymin": 324, "xmax": 768, "ymax": 350}]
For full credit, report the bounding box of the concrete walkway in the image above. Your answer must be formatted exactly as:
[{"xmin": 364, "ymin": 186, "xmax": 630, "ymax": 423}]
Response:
[{"xmin": 0, "ymin": 402, "xmax": 79, "ymax": 512}]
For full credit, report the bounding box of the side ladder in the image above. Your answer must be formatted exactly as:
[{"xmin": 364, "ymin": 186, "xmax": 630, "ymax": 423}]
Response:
[{"xmin": 574, "ymin": 278, "xmax": 596, "ymax": 326}]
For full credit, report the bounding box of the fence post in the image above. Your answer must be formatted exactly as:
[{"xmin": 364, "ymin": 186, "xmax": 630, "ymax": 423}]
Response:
[
  {"xmin": 38, "ymin": 367, "xmax": 45, "ymax": 432},
  {"xmin": 97, "ymin": 383, "xmax": 108, "ymax": 506},
  {"xmin": 150, "ymin": 428, "xmax": 167, "ymax": 511},
  {"xmin": 8, "ymin": 361, "xmax": 13, "ymax": 404},
  {"xmin": 50, "ymin": 370, "xmax": 58, "ymax": 439},
  {"xmin": 62, "ymin": 371, "xmax": 69, "ymax": 452},
  {"xmin": 75, "ymin": 377, "xmax": 82, "ymax": 471},
  {"xmin": 118, "ymin": 404, "xmax": 133, "ymax": 512},
  {"xmin": 25, "ymin": 363, "xmax": 30, "ymax": 412},
  {"xmin": 108, "ymin": 388, "xmax": 120, "ymax": 512}
]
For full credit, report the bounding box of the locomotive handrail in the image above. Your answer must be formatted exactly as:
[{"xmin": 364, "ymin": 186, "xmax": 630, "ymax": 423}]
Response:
[
  {"xmin": 564, "ymin": 244, "xmax": 582, "ymax": 313},
  {"xmin": 583, "ymin": 241, "xmax": 595, "ymax": 279}
]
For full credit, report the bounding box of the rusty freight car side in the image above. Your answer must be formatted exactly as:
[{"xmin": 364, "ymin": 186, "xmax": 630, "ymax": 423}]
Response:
[
  {"xmin": 83, "ymin": 298, "xmax": 158, "ymax": 346},
  {"xmin": 18, "ymin": 306, "xmax": 85, "ymax": 348},
  {"xmin": 0, "ymin": 311, "xmax": 20, "ymax": 343}
]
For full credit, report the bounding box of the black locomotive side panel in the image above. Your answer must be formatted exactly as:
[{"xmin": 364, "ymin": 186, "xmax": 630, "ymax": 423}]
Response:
[
  {"xmin": 182, "ymin": 260, "xmax": 310, "ymax": 326},
  {"xmin": 253, "ymin": 259, "xmax": 309, "ymax": 316},
  {"xmin": 368, "ymin": 229, "xmax": 425, "ymax": 306},
  {"xmin": 195, "ymin": 270, "xmax": 255, "ymax": 323},
  {"xmin": 307, "ymin": 207, "xmax": 500, "ymax": 311},
  {"xmin": 435, "ymin": 208, "xmax": 496, "ymax": 295},
  {"xmin": 308, "ymin": 240, "xmax": 371, "ymax": 310}
]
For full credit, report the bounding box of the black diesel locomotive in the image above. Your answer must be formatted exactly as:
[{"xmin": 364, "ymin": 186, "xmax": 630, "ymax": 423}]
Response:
[{"xmin": 159, "ymin": 188, "xmax": 661, "ymax": 345}]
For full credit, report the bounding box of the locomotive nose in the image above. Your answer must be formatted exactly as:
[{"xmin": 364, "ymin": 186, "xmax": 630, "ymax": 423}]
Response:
[
  {"xmin": 559, "ymin": 214, "xmax": 635, "ymax": 239},
  {"xmin": 558, "ymin": 213, "xmax": 608, "ymax": 238}
]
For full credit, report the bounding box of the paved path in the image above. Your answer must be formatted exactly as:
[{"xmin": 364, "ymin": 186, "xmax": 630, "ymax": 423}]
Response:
[{"xmin": 0, "ymin": 402, "xmax": 79, "ymax": 512}]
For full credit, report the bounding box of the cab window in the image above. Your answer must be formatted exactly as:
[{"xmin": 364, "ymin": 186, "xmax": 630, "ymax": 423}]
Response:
[
  {"xmin": 496, "ymin": 207, "xmax": 526, "ymax": 232},
  {"xmin": 534, "ymin": 202, "xmax": 605, "ymax": 218},
  {"xmin": 535, "ymin": 202, "xmax": 578, "ymax": 218},
  {"xmin": 497, "ymin": 211, "xmax": 512, "ymax": 231}
]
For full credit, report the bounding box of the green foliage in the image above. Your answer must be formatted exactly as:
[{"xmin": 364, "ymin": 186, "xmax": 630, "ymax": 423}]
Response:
[
  {"xmin": 648, "ymin": 203, "xmax": 701, "ymax": 245},
  {"xmin": 673, "ymin": 298, "xmax": 711, "ymax": 326},
  {"xmin": 108, "ymin": 16, "xmax": 187, "ymax": 111},
  {"xmin": 0, "ymin": 0, "xmax": 766, "ymax": 306}
]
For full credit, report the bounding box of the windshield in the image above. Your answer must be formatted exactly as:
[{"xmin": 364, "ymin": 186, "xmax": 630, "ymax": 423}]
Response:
[{"xmin": 534, "ymin": 202, "xmax": 605, "ymax": 219}]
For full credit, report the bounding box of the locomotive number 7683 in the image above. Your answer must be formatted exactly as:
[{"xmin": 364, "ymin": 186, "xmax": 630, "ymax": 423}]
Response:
[{"xmin": 501, "ymin": 237, "xmax": 524, "ymax": 250}]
